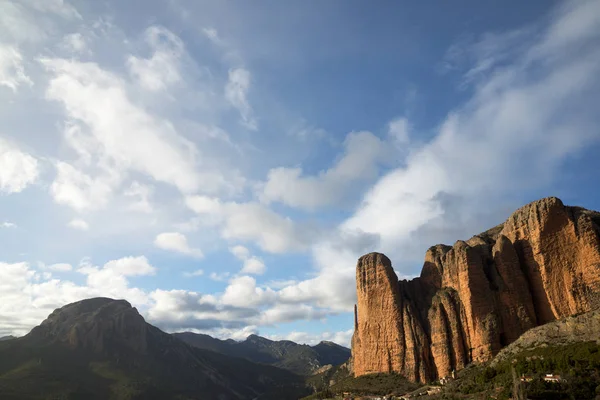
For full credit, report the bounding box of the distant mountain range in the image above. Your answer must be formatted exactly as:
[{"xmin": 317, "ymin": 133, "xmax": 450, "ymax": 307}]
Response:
[
  {"xmin": 0, "ymin": 298, "xmax": 311, "ymax": 399},
  {"xmin": 173, "ymin": 332, "xmax": 350, "ymax": 376},
  {"xmin": 0, "ymin": 335, "xmax": 16, "ymax": 341}
]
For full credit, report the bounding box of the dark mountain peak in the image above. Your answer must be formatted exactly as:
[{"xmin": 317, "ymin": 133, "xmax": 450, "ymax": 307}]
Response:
[
  {"xmin": 245, "ymin": 334, "xmax": 273, "ymax": 344},
  {"xmin": 316, "ymin": 340, "xmax": 337, "ymax": 347},
  {"xmin": 30, "ymin": 297, "xmax": 148, "ymax": 354},
  {"xmin": 1, "ymin": 299, "xmax": 310, "ymax": 399},
  {"xmin": 41, "ymin": 298, "xmax": 135, "ymax": 324}
]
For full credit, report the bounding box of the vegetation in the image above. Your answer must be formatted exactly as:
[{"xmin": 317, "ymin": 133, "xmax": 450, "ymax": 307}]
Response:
[
  {"xmin": 439, "ymin": 341, "xmax": 600, "ymax": 400},
  {"xmin": 303, "ymin": 372, "xmax": 418, "ymax": 399},
  {"xmin": 174, "ymin": 332, "xmax": 350, "ymax": 376},
  {"xmin": 0, "ymin": 332, "xmax": 310, "ymax": 399}
]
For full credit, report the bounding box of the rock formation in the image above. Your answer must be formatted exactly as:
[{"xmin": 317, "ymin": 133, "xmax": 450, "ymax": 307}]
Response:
[
  {"xmin": 352, "ymin": 197, "xmax": 600, "ymax": 382},
  {"xmin": 33, "ymin": 297, "xmax": 149, "ymax": 355}
]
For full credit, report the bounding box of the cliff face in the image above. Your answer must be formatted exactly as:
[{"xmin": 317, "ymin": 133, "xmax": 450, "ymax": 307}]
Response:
[{"xmin": 351, "ymin": 197, "xmax": 600, "ymax": 382}]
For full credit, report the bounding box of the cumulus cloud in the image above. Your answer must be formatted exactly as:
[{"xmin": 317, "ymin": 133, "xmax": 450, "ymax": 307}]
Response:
[
  {"xmin": 229, "ymin": 245, "xmax": 266, "ymax": 275},
  {"xmin": 0, "ymin": 138, "xmax": 39, "ymax": 194},
  {"xmin": 1, "ymin": 222, "xmax": 17, "ymax": 228},
  {"xmin": 0, "ymin": 256, "xmax": 153, "ymax": 336},
  {"xmin": 259, "ymin": 131, "xmax": 388, "ymax": 210},
  {"xmin": 147, "ymin": 289, "xmax": 259, "ymax": 332},
  {"xmin": 154, "ymin": 232, "xmax": 203, "ymax": 258},
  {"xmin": 186, "ymin": 196, "xmax": 317, "ymax": 253},
  {"xmin": 225, "ymin": 68, "xmax": 257, "ymax": 130},
  {"xmin": 221, "ymin": 275, "xmax": 277, "ymax": 308},
  {"xmin": 67, "ymin": 219, "xmax": 89, "ymax": 231}
]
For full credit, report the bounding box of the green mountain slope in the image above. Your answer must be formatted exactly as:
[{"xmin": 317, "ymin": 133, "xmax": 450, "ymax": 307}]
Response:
[
  {"xmin": 0, "ymin": 298, "xmax": 310, "ymax": 400},
  {"xmin": 173, "ymin": 332, "xmax": 350, "ymax": 375}
]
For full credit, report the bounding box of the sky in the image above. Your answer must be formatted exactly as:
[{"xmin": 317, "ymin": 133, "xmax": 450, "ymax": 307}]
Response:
[{"xmin": 1, "ymin": 0, "xmax": 600, "ymax": 347}]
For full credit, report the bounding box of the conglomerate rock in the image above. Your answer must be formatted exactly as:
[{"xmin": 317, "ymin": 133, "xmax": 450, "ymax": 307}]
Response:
[{"xmin": 351, "ymin": 197, "xmax": 600, "ymax": 382}]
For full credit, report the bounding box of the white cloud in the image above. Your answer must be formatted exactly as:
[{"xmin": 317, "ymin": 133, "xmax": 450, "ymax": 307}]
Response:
[
  {"xmin": 0, "ymin": 45, "xmax": 32, "ymax": 91},
  {"xmin": 124, "ymin": 181, "xmax": 153, "ymax": 213},
  {"xmin": 127, "ymin": 26, "xmax": 183, "ymax": 91},
  {"xmin": 209, "ymin": 271, "xmax": 231, "ymax": 282},
  {"xmin": 41, "ymin": 57, "xmax": 202, "ymax": 194},
  {"xmin": 67, "ymin": 219, "xmax": 89, "ymax": 231},
  {"xmin": 101, "ymin": 256, "xmax": 156, "ymax": 276},
  {"xmin": 266, "ymin": 0, "xmax": 600, "ymax": 316},
  {"xmin": 240, "ymin": 257, "xmax": 265, "ymax": 275},
  {"xmin": 1, "ymin": 222, "xmax": 17, "ymax": 228},
  {"xmin": 0, "ymin": 255, "xmax": 152, "ymax": 337},
  {"xmin": 259, "ymin": 131, "xmax": 387, "ymax": 210},
  {"xmin": 260, "ymin": 303, "xmax": 328, "ymax": 325},
  {"xmin": 154, "ymin": 232, "xmax": 203, "ymax": 258},
  {"xmin": 59, "ymin": 32, "xmax": 88, "ymax": 54},
  {"xmin": 221, "ymin": 275, "xmax": 276, "ymax": 308},
  {"xmin": 0, "ymin": 0, "xmax": 80, "ymax": 45},
  {"xmin": 229, "ymin": 245, "xmax": 250, "ymax": 260},
  {"xmin": 21, "ymin": 0, "xmax": 81, "ymax": 19},
  {"xmin": 187, "ymin": 196, "xmax": 315, "ymax": 253},
  {"xmin": 229, "ymin": 245, "xmax": 266, "ymax": 275},
  {"xmin": 267, "ymin": 329, "xmax": 353, "ymax": 347},
  {"xmin": 202, "ymin": 28, "xmax": 221, "ymax": 44},
  {"xmin": 345, "ymin": 12, "xmax": 600, "ymax": 254},
  {"xmin": 183, "ymin": 269, "xmax": 204, "ymax": 277},
  {"xmin": 50, "ymin": 162, "xmax": 115, "ymax": 211},
  {"xmin": 225, "ymin": 68, "xmax": 257, "ymax": 130},
  {"xmin": 0, "ymin": 138, "xmax": 39, "ymax": 194},
  {"xmin": 388, "ymin": 117, "xmax": 410, "ymax": 146},
  {"xmin": 45, "ymin": 263, "xmax": 73, "ymax": 272}
]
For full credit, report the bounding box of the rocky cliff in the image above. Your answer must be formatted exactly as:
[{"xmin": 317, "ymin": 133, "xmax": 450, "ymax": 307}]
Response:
[{"xmin": 351, "ymin": 197, "xmax": 600, "ymax": 382}]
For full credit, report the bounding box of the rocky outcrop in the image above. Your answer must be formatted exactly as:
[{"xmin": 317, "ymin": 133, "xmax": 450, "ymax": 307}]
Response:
[
  {"xmin": 491, "ymin": 308, "xmax": 600, "ymax": 366},
  {"xmin": 352, "ymin": 197, "xmax": 600, "ymax": 382},
  {"xmin": 32, "ymin": 297, "xmax": 149, "ymax": 355}
]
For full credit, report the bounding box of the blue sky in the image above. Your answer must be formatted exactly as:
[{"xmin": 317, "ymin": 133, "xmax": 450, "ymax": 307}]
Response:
[{"xmin": 1, "ymin": 0, "xmax": 600, "ymax": 346}]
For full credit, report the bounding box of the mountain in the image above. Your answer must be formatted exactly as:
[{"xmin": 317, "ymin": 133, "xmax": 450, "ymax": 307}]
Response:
[
  {"xmin": 352, "ymin": 197, "xmax": 600, "ymax": 382},
  {"xmin": 0, "ymin": 297, "xmax": 310, "ymax": 399},
  {"xmin": 0, "ymin": 336, "xmax": 16, "ymax": 341},
  {"xmin": 173, "ymin": 332, "xmax": 350, "ymax": 376}
]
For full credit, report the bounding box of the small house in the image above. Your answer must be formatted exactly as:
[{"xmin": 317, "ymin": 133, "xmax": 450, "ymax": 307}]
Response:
[{"xmin": 543, "ymin": 374, "xmax": 562, "ymax": 383}]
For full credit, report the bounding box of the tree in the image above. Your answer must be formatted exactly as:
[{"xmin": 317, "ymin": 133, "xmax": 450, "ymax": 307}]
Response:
[{"xmin": 512, "ymin": 366, "xmax": 525, "ymax": 400}]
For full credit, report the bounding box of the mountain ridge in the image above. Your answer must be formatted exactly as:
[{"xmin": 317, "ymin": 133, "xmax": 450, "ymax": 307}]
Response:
[
  {"xmin": 0, "ymin": 297, "xmax": 310, "ymax": 399},
  {"xmin": 173, "ymin": 331, "xmax": 350, "ymax": 376}
]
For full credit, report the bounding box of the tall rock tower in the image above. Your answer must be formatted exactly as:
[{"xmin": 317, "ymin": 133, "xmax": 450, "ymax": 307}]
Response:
[{"xmin": 351, "ymin": 197, "xmax": 600, "ymax": 383}]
